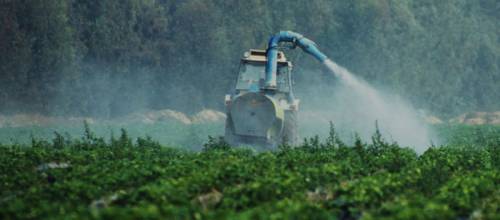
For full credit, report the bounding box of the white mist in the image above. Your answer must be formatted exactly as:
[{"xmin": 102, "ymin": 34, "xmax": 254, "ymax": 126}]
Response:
[{"xmin": 302, "ymin": 59, "xmax": 435, "ymax": 153}]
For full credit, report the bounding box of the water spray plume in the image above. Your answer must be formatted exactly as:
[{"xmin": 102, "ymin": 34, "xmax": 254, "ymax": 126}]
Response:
[{"xmin": 317, "ymin": 59, "xmax": 435, "ymax": 153}]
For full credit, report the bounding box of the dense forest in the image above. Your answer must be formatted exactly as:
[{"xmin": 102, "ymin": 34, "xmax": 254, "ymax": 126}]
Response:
[{"xmin": 0, "ymin": 0, "xmax": 498, "ymax": 118}]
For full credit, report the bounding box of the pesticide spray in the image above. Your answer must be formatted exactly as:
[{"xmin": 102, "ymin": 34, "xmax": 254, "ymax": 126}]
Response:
[{"xmin": 303, "ymin": 59, "xmax": 435, "ymax": 153}]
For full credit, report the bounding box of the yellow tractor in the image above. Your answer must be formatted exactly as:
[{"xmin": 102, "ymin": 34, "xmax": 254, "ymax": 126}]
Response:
[{"xmin": 224, "ymin": 31, "xmax": 328, "ymax": 149}]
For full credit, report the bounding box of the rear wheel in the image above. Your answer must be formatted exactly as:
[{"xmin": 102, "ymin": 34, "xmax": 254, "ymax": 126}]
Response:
[{"xmin": 282, "ymin": 110, "xmax": 298, "ymax": 146}]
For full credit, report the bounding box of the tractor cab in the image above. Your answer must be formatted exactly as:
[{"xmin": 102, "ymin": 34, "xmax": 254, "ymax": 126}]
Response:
[{"xmin": 235, "ymin": 49, "xmax": 293, "ymax": 96}]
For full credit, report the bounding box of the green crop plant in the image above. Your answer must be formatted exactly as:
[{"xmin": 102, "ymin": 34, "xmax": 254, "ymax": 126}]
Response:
[{"xmin": 0, "ymin": 125, "xmax": 499, "ymax": 219}]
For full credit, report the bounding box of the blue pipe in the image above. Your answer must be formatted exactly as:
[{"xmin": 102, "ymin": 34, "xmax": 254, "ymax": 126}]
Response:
[{"xmin": 265, "ymin": 31, "xmax": 328, "ymax": 88}]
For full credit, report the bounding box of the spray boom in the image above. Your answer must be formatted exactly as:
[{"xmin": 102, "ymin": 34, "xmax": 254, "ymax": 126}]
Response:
[{"xmin": 265, "ymin": 31, "xmax": 328, "ymax": 88}]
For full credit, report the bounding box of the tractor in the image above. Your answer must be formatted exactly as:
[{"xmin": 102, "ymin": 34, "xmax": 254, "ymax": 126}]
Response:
[{"xmin": 224, "ymin": 31, "xmax": 328, "ymax": 149}]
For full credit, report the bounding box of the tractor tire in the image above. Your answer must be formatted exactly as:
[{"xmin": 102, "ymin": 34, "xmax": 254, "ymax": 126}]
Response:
[{"xmin": 282, "ymin": 110, "xmax": 298, "ymax": 146}]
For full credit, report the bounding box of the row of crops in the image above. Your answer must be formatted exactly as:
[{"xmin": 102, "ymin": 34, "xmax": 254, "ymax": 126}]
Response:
[{"xmin": 1, "ymin": 125, "xmax": 499, "ymax": 219}]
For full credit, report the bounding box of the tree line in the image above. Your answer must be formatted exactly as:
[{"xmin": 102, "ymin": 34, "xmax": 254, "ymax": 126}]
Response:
[{"xmin": 0, "ymin": 0, "xmax": 498, "ymax": 117}]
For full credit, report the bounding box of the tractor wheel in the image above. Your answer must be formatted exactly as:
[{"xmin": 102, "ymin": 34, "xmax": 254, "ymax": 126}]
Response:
[{"xmin": 282, "ymin": 110, "xmax": 298, "ymax": 146}]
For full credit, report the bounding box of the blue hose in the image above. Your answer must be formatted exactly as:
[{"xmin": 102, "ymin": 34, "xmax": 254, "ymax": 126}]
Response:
[{"xmin": 265, "ymin": 31, "xmax": 328, "ymax": 88}]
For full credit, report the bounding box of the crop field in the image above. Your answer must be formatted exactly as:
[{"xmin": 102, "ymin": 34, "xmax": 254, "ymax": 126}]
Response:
[{"xmin": 1, "ymin": 124, "xmax": 499, "ymax": 219}]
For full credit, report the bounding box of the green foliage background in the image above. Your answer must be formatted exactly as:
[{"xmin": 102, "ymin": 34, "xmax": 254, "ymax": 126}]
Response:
[{"xmin": 0, "ymin": 0, "xmax": 499, "ymax": 117}]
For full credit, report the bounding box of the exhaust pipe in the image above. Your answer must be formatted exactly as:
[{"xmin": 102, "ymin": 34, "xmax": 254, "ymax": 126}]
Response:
[{"xmin": 265, "ymin": 31, "xmax": 328, "ymax": 88}]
